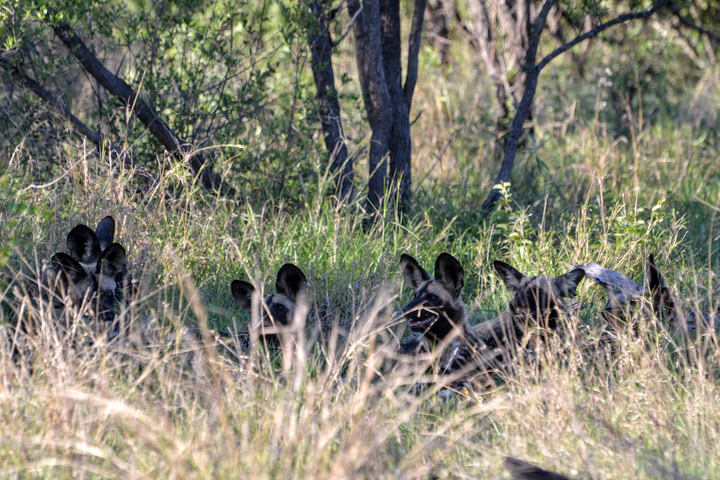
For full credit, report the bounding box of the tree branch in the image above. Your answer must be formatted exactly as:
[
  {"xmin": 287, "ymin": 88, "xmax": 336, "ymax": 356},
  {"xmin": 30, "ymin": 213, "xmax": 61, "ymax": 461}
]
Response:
[
  {"xmin": 481, "ymin": 0, "xmax": 670, "ymax": 214},
  {"xmin": 481, "ymin": 0, "xmax": 555, "ymax": 214},
  {"xmin": 0, "ymin": 54, "xmax": 157, "ymax": 185},
  {"xmin": 52, "ymin": 23, "xmax": 231, "ymax": 194},
  {"xmin": 536, "ymin": 0, "xmax": 670, "ymax": 73},
  {"xmin": 403, "ymin": 0, "xmax": 427, "ymax": 107},
  {"xmin": 667, "ymin": 1, "xmax": 720, "ymax": 46},
  {"xmin": 332, "ymin": 5, "xmax": 363, "ymax": 48}
]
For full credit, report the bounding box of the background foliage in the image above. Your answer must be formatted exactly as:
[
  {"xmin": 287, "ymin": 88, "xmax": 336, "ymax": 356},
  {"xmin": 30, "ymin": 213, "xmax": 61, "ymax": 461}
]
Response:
[{"xmin": 1, "ymin": 0, "xmax": 720, "ymax": 478}]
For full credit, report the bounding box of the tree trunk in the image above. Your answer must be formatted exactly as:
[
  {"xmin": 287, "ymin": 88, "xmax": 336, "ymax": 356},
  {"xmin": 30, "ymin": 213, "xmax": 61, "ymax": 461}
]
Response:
[
  {"xmin": 307, "ymin": 0, "xmax": 355, "ymax": 203},
  {"xmin": 481, "ymin": 0, "xmax": 555, "ymax": 214},
  {"xmin": 481, "ymin": 0, "xmax": 669, "ymax": 214},
  {"xmin": 348, "ymin": 0, "xmax": 393, "ymax": 212},
  {"xmin": 380, "ymin": 0, "xmax": 412, "ymax": 212}
]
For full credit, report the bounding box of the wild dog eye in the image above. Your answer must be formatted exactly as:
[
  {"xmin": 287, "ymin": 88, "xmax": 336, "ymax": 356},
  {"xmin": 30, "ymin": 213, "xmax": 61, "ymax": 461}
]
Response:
[{"xmin": 276, "ymin": 304, "xmax": 286, "ymax": 312}]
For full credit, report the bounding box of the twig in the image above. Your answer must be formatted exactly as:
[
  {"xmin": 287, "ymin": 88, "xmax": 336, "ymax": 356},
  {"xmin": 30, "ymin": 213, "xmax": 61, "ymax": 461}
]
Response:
[
  {"xmin": 332, "ymin": 5, "xmax": 363, "ymax": 48},
  {"xmin": 0, "ymin": 54, "xmax": 157, "ymax": 186},
  {"xmin": 537, "ymin": 0, "xmax": 670, "ymax": 72}
]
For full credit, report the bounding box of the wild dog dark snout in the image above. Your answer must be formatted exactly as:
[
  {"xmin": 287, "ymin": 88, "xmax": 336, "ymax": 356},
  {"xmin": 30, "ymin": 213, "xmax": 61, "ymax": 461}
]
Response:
[
  {"xmin": 231, "ymin": 263, "xmax": 307, "ymax": 339},
  {"xmin": 399, "ymin": 253, "xmax": 466, "ymax": 342}
]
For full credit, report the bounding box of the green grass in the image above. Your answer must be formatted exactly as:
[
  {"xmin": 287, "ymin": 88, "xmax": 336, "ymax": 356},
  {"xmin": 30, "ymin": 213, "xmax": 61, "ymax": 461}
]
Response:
[{"xmin": 2, "ymin": 26, "xmax": 720, "ymax": 479}]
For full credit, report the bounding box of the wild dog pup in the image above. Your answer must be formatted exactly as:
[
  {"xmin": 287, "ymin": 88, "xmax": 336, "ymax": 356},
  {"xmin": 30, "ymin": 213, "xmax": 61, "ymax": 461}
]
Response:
[
  {"xmin": 398, "ymin": 253, "xmax": 497, "ymax": 390},
  {"xmin": 577, "ymin": 254, "xmax": 684, "ymax": 334},
  {"xmin": 231, "ymin": 263, "xmax": 307, "ymax": 343},
  {"xmin": 475, "ymin": 261, "xmax": 585, "ymax": 354}
]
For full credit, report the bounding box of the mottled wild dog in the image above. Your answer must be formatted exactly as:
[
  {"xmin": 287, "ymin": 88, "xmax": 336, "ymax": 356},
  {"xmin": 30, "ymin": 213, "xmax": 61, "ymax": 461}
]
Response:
[
  {"xmin": 398, "ymin": 253, "xmax": 471, "ymax": 351},
  {"xmin": 40, "ymin": 215, "xmax": 132, "ymax": 326},
  {"xmin": 231, "ymin": 263, "xmax": 307, "ymax": 343},
  {"xmin": 475, "ymin": 261, "xmax": 585, "ymax": 354},
  {"xmin": 578, "ymin": 254, "xmax": 684, "ymax": 334},
  {"xmin": 398, "ymin": 253, "xmax": 497, "ymax": 389}
]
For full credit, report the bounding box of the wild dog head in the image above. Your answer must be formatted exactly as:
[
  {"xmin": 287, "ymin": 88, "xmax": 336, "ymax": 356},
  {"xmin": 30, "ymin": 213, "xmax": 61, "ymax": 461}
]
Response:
[
  {"xmin": 42, "ymin": 243, "xmax": 126, "ymax": 323},
  {"xmin": 399, "ymin": 253, "xmax": 466, "ymax": 344},
  {"xmin": 493, "ymin": 261, "xmax": 585, "ymax": 330},
  {"xmin": 66, "ymin": 216, "xmax": 135, "ymax": 305},
  {"xmin": 231, "ymin": 264, "xmax": 307, "ymax": 339},
  {"xmin": 41, "ymin": 215, "xmax": 132, "ymax": 325}
]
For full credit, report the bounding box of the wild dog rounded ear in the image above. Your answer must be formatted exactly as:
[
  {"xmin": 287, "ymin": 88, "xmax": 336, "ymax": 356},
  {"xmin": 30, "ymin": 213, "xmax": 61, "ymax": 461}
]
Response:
[
  {"xmin": 97, "ymin": 243, "xmax": 126, "ymax": 278},
  {"xmin": 95, "ymin": 216, "xmax": 116, "ymax": 251},
  {"xmin": 231, "ymin": 280, "xmax": 255, "ymax": 311},
  {"xmin": 493, "ymin": 261, "xmax": 526, "ymax": 292},
  {"xmin": 434, "ymin": 253, "xmax": 464, "ymax": 298},
  {"xmin": 276, "ymin": 263, "xmax": 307, "ymax": 301},
  {"xmin": 51, "ymin": 252, "xmax": 88, "ymax": 283},
  {"xmin": 399, "ymin": 254, "xmax": 431, "ymax": 290},
  {"xmin": 67, "ymin": 225, "xmax": 102, "ymax": 265},
  {"xmin": 646, "ymin": 254, "xmax": 666, "ymax": 314},
  {"xmin": 553, "ymin": 268, "xmax": 585, "ymax": 298},
  {"xmin": 646, "ymin": 254, "xmax": 666, "ymax": 292}
]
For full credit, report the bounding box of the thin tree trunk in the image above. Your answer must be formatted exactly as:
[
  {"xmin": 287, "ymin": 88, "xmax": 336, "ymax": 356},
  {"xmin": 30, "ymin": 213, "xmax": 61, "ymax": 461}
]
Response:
[
  {"xmin": 481, "ymin": 0, "xmax": 669, "ymax": 214},
  {"xmin": 481, "ymin": 0, "xmax": 555, "ymax": 214},
  {"xmin": 308, "ymin": 0, "xmax": 354, "ymax": 203},
  {"xmin": 380, "ymin": 0, "xmax": 412, "ymax": 212},
  {"xmin": 348, "ymin": 0, "xmax": 393, "ymax": 212},
  {"xmin": 52, "ymin": 23, "xmax": 231, "ymax": 195}
]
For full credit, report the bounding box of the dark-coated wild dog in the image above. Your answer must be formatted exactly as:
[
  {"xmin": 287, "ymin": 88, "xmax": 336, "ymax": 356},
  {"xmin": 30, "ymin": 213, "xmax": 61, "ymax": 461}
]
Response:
[
  {"xmin": 231, "ymin": 263, "xmax": 307, "ymax": 343},
  {"xmin": 41, "ymin": 215, "xmax": 132, "ymax": 326},
  {"xmin": 578, "ymin": 254, "xmax": 684, "ymax": 334},
  {"xmin": 473, "ymin": 261, "xmax": 585, "ymax": 357}
]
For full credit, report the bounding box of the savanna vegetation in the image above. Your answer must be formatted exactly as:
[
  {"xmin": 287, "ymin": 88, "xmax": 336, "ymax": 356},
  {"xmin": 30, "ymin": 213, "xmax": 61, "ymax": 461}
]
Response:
[{"xmin": 1, "ymin": 0, "xmax": 719, "ymax": 478}]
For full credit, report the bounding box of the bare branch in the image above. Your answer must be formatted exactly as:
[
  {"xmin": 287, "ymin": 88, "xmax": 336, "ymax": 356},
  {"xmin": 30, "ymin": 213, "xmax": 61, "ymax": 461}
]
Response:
[
  {"xmin": 0, "ymin": 54, "xmax": 157, "ymax": 185},
  {"xmin": 332, "ymin": 5, "xmax": 363, "ymax": 48},
  {"xmin": 51, "ymin": 23, "xmax": 231, "ymax": 194},
  {"xmin": 667, "ymin": 1, "xmax": 720, "ymax": 46},
  {"xmin": 403, "ymin": 0, "xmax": 427, "ymax": 107},
  {"xmin": 536, "ymin": 0, "xmax": 670, "ymax": 73}
]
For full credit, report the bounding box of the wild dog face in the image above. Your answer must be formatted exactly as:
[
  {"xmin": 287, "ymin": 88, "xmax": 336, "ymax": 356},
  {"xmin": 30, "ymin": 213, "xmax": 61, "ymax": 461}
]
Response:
[
  {"xmin": 42, "ymin": 244, "xmax": 126, "ymax": 323},
  {"xmin": 493, "ymin": 261, "xmax": 585, "ymax": 331},
  {"xmin": 231, "ymin": 264, "xmax": 307, "ymax": 339},
  {"xmin": 399, "ymin": 253, "xmax": 466, "ymax": 344}
]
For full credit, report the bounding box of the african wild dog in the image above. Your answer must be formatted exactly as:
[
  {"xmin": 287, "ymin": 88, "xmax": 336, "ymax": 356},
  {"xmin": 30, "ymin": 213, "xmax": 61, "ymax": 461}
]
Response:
[
  {"xmin": 231, "ymin": 263, "xmax": 307, "ymax": 344},
  {"xmin": 503, "ymin": 456, "xmax": 570, "ymax": 480},
  {"xmin": 473, "ymin": 261, "xmax": 585, "ymax": 357},
  {"xmin": 577, "ymin": 254, "xmax": 684, "ymax": 334},
  {"xmin": 39, "ymin": 215, "xmax": 133, "ymax": 328},
  {"xmin": 397, "ymin": 253, "xmax": 498, "ymax": 390}
]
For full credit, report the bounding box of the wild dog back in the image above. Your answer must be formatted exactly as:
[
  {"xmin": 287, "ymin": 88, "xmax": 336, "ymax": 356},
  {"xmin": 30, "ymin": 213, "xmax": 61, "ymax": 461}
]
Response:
[
  {"xmin": 475, "ymin": 261, "xmax": 585, "ymax": 352},
  {"xmin": 578, "ymin": 254, "xmax": 684, "ymax": 334}
]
